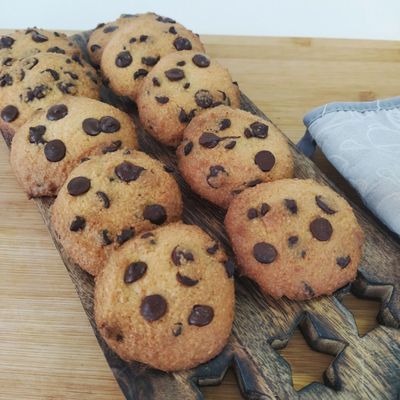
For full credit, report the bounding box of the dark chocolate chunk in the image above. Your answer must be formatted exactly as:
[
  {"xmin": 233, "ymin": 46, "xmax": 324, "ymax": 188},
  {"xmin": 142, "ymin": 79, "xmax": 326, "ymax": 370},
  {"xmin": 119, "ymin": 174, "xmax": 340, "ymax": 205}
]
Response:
[
  {"xmin": 124, "ymin": 261, "xmax": 147, "ymax": 284},
  {"xmin": 90, "ymin": 44, "xmax": 101, "ymax": 52},
  {"xmin": 155, "ymin": 96, "xmax": 169, "ymax": 104},
  {"xmin": 70, "ymin": 216, "xmax": 86, "ymax": 232},
  {"xmin": 139, "ymin": 34, "xmax": 148, "ymax": 42},
  {"xmin": 207, "ymin": 242, "xmax": 219, "ymax": 254},
  {"xmin": 244, "ymin": 128, "xmax": 252, "ymax": 138},
  {"xmin": 303, "ymin": 282, "xmax": 315, "ymax": 298},
  {"xmin": 176, "ymin": 60, "xmax": 186, "ymax": 66},
  {"xmin": 260, "ymin": 203, "xmax": 270, "ymax": 216},
  {"xmin": 115, "ymin": 51, "xmax": 132, "ymax": 68},
  {"xmin": 336, "ymin": 256, "xmax": 351, "ymax": 268},
  {"xmin": 129, "ymin": 37, "xmax": 137, "ymax": 43},
  {"xmin": 171, "ymin": 246, "xmax": 194, "ymax": 266},
  {"xmin": 47, "ymin": 46, "xmax": 66, "ymax": 54},
  {"xmin": 133, "ymin": 69, "xmax": 148, "ymax": 80},
  {"xmin": 26, "ymin": 84, "xmax": 48, "ymax": 101},
  {"xmin": 100, "ymin": 116, "xmax": 121, "ymax": 133},
  {"xmin": 103, "ymin": 25, "xmax": 118, "ymax": 33},
  {"xmin": 206, "ymin": 165, "xmax": 228, "ymax": 188},
  {"xmin": 1, "ymin": 105, "xmax": 19, "ymax": 122},
  {"xmin": 42, "ymin": 68, "xmax": 60, "ymax": 80},
  {"xmin": 310, "ymin": 218, "xmax": 333, "ymax": 241},
  {"xmin": 194, "ymin": 90, "xmax": 213, "ymax": 108},
  {"xmin": 67, "ymin": 176, "xmax": 91, "ymax": 196},
  {"xmin": 156, "ymin": 16, "xmax": 176, "ymax": 23},
  {"xmin": 96, "ymin": 191, "xmax": 110, "ymax": 208},
  {"xmin": 188, "ymin": 305, "xmax": 214, "ymax": 327},
  {"xmin": 44, "ymin": 139, "xmax": 66, "ymax": 162},
  {"xmin": 176, "ymin": 272, "xmax": 199, "ymax": 287},
  {"xmin": 224, "ymin": 140, "xmax": 236, "ymax": 149},
  {"xmin": 183, "ymin": 141, "xmax": 193, "ymax": 155},
  {"xmin": 250, "ymin": 122, "xmax": 268, "ymax": 138},
  {"xmin": 178, "ymin": 108, "xmax": 196, "ymax": 124},
  {"xmin": 247, "ymin": 208, "xmax": 258, "ymax": 219},
  {"xmin": 199, "ymin": 132, "xmax": 220, "ymax": 148},
  {"xmin": 102, "ymin": 140, "xmax": 122, "ymax": 153},
  {"xmin": 284, "ymin": 198, "xmax": 298, "ymax": 214},
  {"xmin": 28, "ymin": 125, "xmax": 46, "ymax": 144},
  {"xmin": 0, "ymin": 36, "xmax": 14, "ymax": 49},
  {"xmin": 315, "ymin": 195, "xmax": 337, "ymax": 215},
  {"xmin": 64, "ymin": 71, "xmax": 78, "ymax": 80},
  {"xmin": 143, "ymin": 204, "xmax": 167, "ymax": 225},
  {"xmin": 253, "ymin": 242, "xmax": 277, "ymax": 263},
  {"xmin": 2, "ymin": 57, "xmax": 13, "ymax": 66},
  {"xmin": 224, "ymin": 259, "xmax": 235, "ymax": 278},
  {"xmin": 142, "ymin": 56, "xmax": 159, "ymax": 66},
  {"xmin": 164, "ymin": 68, "xmax": 185, "ymax": 81},
  {"xmin": 102, "ymin": 229, "xmax": 113, "ymax": 245},
  {"xmin": 22, "ymin": 57, "xmax": 38, "ymax": 70},
  {"xmin": 82, "ymin": 118, "xmax": 101, "ymax": 136},
  {"xmin": 168, "ymin": 26, "xmax": 177, "ymax": 34},
  {"xmin": 172, "ymin": 322, "xmax": 183, "ymax": 336},
  {"xmin": 183, "ymin": 82, "xmax": 190, "ymax": 89},
  {"xmin": 192, "ymin": 54, "xmax": 210, "ymax": 68},
  {"xmin": 220, "ymin": 118, "xmax": 231, "ymax": 130},
  {"xmin": 254, "ymin": 150, "xmax": 275, "ymax": 172},
  {"xmin": 140, "ymin": 294, "xmax": 167, "ymax": 322},
  {"xmin": 0, "ymin": 73, "xmax": 13, "ymax": 87},
  {"xmin": 115, "ymin": 161, "xmax": 145, "ymax": 182},
  {"xmin": 288, "ymin": 235, "xmax": 299, "ymax": 247},
  {"xmin": 57, "ymin": 82, "xmax": 75, "ymax": 95},
  {"xmin": 152, "ymin": 77, "xmax": 161, "ymax": 87},
  {"xmin": 31, "ymin": 31, "xmax": 48, "ymax": 43},
  {"xmin": 247, "ymin": 179, "xmax": 262, "ymax": 187},
  {"xmin": 173, "ymin": 37, "xmax": 192, "ymax": 51},
  {"xmin": 116, "ymin": 227, "xmax": 135, "ymax": 245}
]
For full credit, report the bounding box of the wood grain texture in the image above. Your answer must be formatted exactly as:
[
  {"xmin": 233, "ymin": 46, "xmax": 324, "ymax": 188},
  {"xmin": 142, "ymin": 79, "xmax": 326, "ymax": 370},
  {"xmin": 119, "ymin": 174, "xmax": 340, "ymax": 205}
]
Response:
[{"xmin": 0, "ymin": 32, "xmax": 399, "ymax": 400}]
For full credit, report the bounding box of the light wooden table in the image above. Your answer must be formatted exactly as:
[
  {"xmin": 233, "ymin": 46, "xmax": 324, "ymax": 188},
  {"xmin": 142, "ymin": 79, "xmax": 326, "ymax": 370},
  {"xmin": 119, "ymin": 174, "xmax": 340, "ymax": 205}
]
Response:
[{"xmin": 0, "ymin": 34, "xmax": 399, "ymax": 400}]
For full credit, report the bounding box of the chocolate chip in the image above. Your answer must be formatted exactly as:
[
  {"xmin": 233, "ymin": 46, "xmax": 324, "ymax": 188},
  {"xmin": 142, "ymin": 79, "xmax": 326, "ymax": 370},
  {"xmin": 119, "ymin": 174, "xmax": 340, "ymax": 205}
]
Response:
[
  {"xmin": 67, "ymin": 176, "xmax": 91, "ymax": 196},
  {"xmin": 250, "ymin": 122, "xmax": 268, "ymax": 138},
  {"xmin": 129, "ymin": 37, "xmax": 137, "ymax": 43},
  {"xmin": 176, "ymin": 272, "xmax": 199, "ymax": 287},
  {"xmin": 199, "ymin": 132, "xmax": 220, "ymax": 148},
  {"xmin": 26, "ymin": 84, "xmax": 48, "ymax": 101},
  {"xmin": 176, "ymin": 61, "xmax": 186, "ymax": 66},
  {"xmin": 195, "ymin": 90, "xmax": 213, "ymax": 108},
  {"xmin": 188, "ymin": 305, "xmax": 214, "ymax": 327},
  {"xmin": 46, "ymin": 104, "xmax": 68, "ymax": 122},
  {"xmin": 254, "ymin": 150, "xmax": 275, "ymax": 172},
  {"xmin": 102, "ymin": 229, "xmax": 113, "ymax": 245},
  {"xmin": 288, "ymin": 236, "xmax": 298, "ymax": 247},
  {"xmin": 224, "ymin": 141, "xmax": 236, "ymax": 150},
  {"xmin": 47, "ymin": 46, "xmax": 65, "ymax": 54},
  {"xmin": 315, "ymin": 195, "xmax": 337, "ymax": 215},
  {"xmin": 164, "ymin": 68, "xmax": 185, "ymax": 81},
  {"xmin": 164, "ymin": 165, "xmax": 174, "ymax": 173},
  {"xmin": 310, "ymin": 218, "xmax": 333, "ymax": 241},
  {"xmin": 303, "ymin": 282, "xmax": 315, "ymax": 298},
  {"xmin": 247, "ymin": 208, "xmax": 258, "ymax": 219},
  {"xmin": 224, "ymin": 259, "xmax": 235, "ymax": 278},
  {"xmin": 117, "ymin": 227, "xmax": 135, "ymax": 245},
  {"xmin": 156, "ymin": 16, "xmax": 176, "ymax": 23},
  {"xmin": 2, "ymin": 57, "xmax": 13, "ymax": 66},
  {"xmin": 124, "ymin": 261, "xmax": 147, "ymax": 284},
  {"xmin": 115, "ymin": 51, "xmax": 132, "ymax": 68},
  {"xmin": 70, "ymin": 216, "xmax": 86, "ymax": 232},
  {"xmin": 103, "ymin": 25, "xmax": 118, "ymax": 33},
  {"xmin": 143, "ymin": 204, "xmax": 166, "ymax": 225},
  {"xmin": 244, "ymin": 128, "xmax": 252, "ymax": 138},
  {"xmin": 95, "ymin": 23, "xmax": 105, "ymax": 30},
  {"xmin": 173, "ymin": 37, "xmax": 192, "ymax": 51},
  {"xmin": 260, "ymin": 203, "xmax": 270, "ymax": 216},
  {"xmin": 0, "ymin": 73, "xmax": 13, "ymax": 87},
  {"xmin": 183, "ymin": 82, "xmax": 190, "ymax": 89},
  {"xmin": 207, "ymin": 242, "xmax": 219, "ymax": 254},
  {"xmin": 90, "ymin": 44, "xmax": 101, "ymax": 52},
  {"xmin": 0, "ymin": 36, "xmax": 14, "ymax": 49},
  {"xmin": 220, "ymin": 119, "xmax": 231, "ymax": 130},
  {"xmin": 152, "ymin": 77, "xmax": 161, "ymax": 87},
  {"xmin": 82, "ymin": 118, "xmax": 101, "ymax": 136},
  {"xmin": 206, "ymin": 165, "xmax": 228, "ymax": 188},
  {"xmin": 96, "ymin": 191, "xmax": 110, "ymax": 208},
  {"xmin": 178, "ymin": 108, "xmax": 196, "ymax": 123},
  {"xmin": 31, "ymin": 31, "xmax": 48, "ymax": 43},
  {"xmin": 1, "ymin": 105, "xmax": 19, "ymax": 122},
  {"xmin": 100, "ymin": 116, "xmax": 120, "ymax": 133},
  {"xmin": 139, "ymin": 34, "xmax": 148, "ymax": 42},
  {"xmin": 192, "ymin": 54, "xmax": 210, "ymax": 68},
  {"xmin": 58, "ymin": 81, "xmax": 76, "ymax": 94},
  {"xmin": 247, "ymin": 179, "xmax": 262, "ymax": 187},
  {"xmin": 142, "ymin": 56, "xmax": 159, "ymax": 66},
  {"xmin": 155, "ymin": 96, "xmax": 169, "ymax": 104},
  {"xmin": 22, "ymin": 57, "xmax": 38, "ymax": 70},
  {"xmin": 171, "ymin": 246, "xmax": 194, "ymax": 266},
  {"xmin": 336, "ymin": 256, "xmax": 351, "ymax": 268},
  {"xmin": 172, "ymin": 322, "xmax": 182, "ymax": 337},
  {"xmin": 115, "ymin": 161, "xmax": 145, "ymax": 182},
  {"xmin": 44, "ymin": 139, "xmax": 66, "ymax": 162},
  {"xmin": 133, "ymin": 69, "xmax": 148, "ymax": 80},
  {"xmin": 253, "ymin": 242, "xmax": 277, "ymax": 263},
  {"xmin": 183, "ymin": 141, "xmax": 193, "ymax": 155},
  {"xmin": 284, "ymin": 199, "xmax": 298, "ymax": 214},
  {"xmin": 140, "ymin": 294, "xmax": 167, "ymax": 322},
  {"xmin": 102, "ymin": 140, "xmax": 122, "ymax": 153},
  {"xmin": 29, "ymin": 125, "xmax": 46, "ymax": 144},
  {"xmin": 42, "ymin": 68, "xmax": 59, "ymax": 80},
  {"xmin": 64, "ymin": 71, "xmax": 78, "ymax": 80}
]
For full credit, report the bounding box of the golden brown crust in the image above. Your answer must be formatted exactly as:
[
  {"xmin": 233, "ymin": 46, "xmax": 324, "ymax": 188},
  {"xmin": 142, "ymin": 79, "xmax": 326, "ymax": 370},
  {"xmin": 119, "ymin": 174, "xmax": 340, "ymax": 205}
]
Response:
[
  {"xmin": 94, "ymin": 222, "xmax": 235, "ymax": 371},
  {"xmin": 225, "ymin": 179, "xmax": 364, "ymax": 300}
]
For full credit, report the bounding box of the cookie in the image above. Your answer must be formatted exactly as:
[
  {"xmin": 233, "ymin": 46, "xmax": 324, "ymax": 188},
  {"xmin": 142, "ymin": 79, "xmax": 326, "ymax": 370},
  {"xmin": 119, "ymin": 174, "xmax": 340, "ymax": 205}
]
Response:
[
  {"xmin": 10, "ymin": 96, "xmax": 138, "ymax": 197},
  {"xmin": 137, "ymin": 51, "xmax": 240, "ymax": 146},
  {"xmin": 51, "ymin": 150, "xmax": 182, "ymax": 276},
  {"xmin": 95, "ymin": 222, "xmax": 235, "ymax": 371},
  {"xmin": 100, "ymin": 13, "xmax": 204, "ymax": 100},
  {"xmin": 225, "ymin": 179, "xmax": 364, "ymax": 300},
  {"xmin": 0, "ymin": 52, "xmax": 100, "ymax": 139},
  {"xmin": 177, "ymin": 106, "xmax": 294, "ymax": 208}
]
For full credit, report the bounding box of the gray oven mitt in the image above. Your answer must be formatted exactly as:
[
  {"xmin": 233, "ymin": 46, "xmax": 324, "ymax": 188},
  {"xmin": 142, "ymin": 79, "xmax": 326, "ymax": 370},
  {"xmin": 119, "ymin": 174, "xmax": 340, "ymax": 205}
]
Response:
[{"xmin": 298, "ymin": 96, "xmax": 400, "ymax": 235}]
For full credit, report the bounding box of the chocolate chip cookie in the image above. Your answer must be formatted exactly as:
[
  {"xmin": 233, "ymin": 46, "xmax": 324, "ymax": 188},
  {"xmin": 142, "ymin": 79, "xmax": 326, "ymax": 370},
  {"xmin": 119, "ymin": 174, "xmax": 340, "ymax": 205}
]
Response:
[
  {"xmin": 95, "ymin": 222, "xmax": 234, "ymax": 371},
  {"xmin": 0, "ymin": 52, "xmax": 100, "ymax": 140},
  {"xmin": 137, "ymin": 52, "xmax": 240, "ymax": 146},
  {"xmin": 225, "ymin": 179, "xmax": 364, "ymax": 300},
  {"xmin": 177, "ymin": 106, "xmax": 294, "ymax": 208},
  {"xmin": 51, "ymin": 150, "xmax": 182, "ymax": 276},
  {"xmin": 11, "ymin": 96, "xmax": 138, "ymax": 197},
  {"xmin": 100, "ymin": 13, "xmax": 204, "ymax": 100}
]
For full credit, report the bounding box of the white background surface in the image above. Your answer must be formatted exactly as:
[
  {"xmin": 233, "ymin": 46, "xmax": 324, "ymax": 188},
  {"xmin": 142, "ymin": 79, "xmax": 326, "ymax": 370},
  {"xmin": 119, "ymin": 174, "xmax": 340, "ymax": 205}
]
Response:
[{"xmin": 0, "ymin": 0, "xmax": 400, "ymax": 40}]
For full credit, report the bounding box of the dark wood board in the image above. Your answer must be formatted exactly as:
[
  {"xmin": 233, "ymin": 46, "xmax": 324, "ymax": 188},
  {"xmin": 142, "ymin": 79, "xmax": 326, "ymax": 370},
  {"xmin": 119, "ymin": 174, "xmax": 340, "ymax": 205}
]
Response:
[{"xmin": 1, "ymin": 31, "xmax": 399, "ymax": 400}]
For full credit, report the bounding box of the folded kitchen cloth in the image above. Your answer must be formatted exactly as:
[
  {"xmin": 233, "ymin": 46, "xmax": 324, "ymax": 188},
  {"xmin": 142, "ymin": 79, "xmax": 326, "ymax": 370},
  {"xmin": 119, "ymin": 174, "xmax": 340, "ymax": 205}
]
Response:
[{"xmin": 299, "ymin": 96, "xmax": 400, "ymax": 236}]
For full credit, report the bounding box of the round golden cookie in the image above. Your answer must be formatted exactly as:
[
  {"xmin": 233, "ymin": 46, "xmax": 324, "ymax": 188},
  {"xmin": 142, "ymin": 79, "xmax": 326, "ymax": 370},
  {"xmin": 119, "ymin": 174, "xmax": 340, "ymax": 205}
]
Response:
[
  {"xmin": 0, "ymin": 52, "xmax": 100, "ymax": 139},
  {"xmin": 95, "ymin": 222, "xmax": 235, "ymax": 371},
  {"xmin": 137, "ymin": 51, "xmax": 240, "ymax": 147},
  {"xmin": 177, "ymin": 106, "xmax": 294, "ymax": 208},
  {"xmin": 100, "ymin": 13, "xmax": 204, "ymax": 100},
  {"xmin": 225, "ymin": 179, "xmax": 364, "ymax": 300},
  {"xmin": 10, "ymin": 96, "xmax": 138, "ymax": 197},
  {"xmin": 51, "ymin": 150, "xmax": 182, "ymax": 276}
]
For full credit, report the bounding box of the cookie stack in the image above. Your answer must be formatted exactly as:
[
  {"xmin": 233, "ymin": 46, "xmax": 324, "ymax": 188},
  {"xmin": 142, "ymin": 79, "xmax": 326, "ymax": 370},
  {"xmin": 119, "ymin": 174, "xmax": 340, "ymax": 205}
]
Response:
[{"xmin": 2, "ymin": 11, "xmax": 363, "ymax": 372}]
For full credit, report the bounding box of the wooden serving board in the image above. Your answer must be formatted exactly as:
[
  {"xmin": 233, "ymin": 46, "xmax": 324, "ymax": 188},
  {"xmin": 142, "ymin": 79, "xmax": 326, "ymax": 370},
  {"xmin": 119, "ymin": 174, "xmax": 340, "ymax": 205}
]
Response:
[{"xmin": 2, "ymin": 32, "xmax": 399, "ymax": 400}]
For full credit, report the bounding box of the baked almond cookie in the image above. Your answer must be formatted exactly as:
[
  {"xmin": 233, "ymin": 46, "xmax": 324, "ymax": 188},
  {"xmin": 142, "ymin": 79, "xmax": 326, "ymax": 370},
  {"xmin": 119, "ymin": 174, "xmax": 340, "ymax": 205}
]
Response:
[
  {"xmin": 51, "ymin": 150, "xmax": 182, "ymax": 276},
  {"xmin": 11, "ymin": 96, "xmax": 138, "ymax": 197},
  {"xmin": 177, "ymin": 106, "xmax": 294, "ymax": 208},
  {"xmin": 95, "ymin": 222, "xmax": 235, "ymax": 371},
  {"xmin": 225, "ymin": 179, "xmax": 364, "ymax": 300},
  {"xmin": 100, "ymin": 13, "xmax": 204, "ymax": 100},
  {"xmin": 0, "ymin": 52, "xmax": 100, "ymax": 140},
  {"xmin": 137, "ymin": 52, "xmax": 240, "ymax": 146}
]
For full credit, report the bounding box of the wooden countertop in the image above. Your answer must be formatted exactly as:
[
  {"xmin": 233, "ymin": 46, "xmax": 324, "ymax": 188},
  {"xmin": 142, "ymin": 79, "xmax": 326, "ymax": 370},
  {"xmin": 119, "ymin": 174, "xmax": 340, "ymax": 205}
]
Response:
[{"xmin": 1, "ymin": 33, "xmax": 399, "ymax": 399}]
